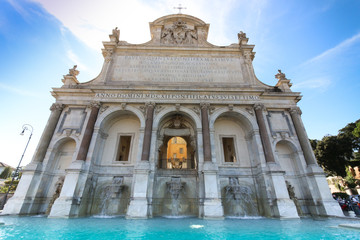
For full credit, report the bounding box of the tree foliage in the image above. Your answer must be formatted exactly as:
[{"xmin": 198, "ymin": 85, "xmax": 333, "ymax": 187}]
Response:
[
  {"xmin": 0, "ymin": 167, "xmax": 12, "ymax": 179},
  {"xmin": 311, "ymin": 119, "xmax": 360, "ymax": 177}
]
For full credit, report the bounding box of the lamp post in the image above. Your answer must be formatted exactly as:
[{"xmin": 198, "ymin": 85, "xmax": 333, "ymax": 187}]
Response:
[{"xmin": 1, "ymin": 124, "xmax": 33, "ymax": 209}]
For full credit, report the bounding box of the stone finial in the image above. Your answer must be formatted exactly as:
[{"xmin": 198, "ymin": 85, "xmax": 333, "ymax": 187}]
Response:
[
  {"xmin": 275, "ymin": 69, "xmax": 287, "ymax": 81},
  {"xmin": 109, "ymin": 27, "xmax": 120, "ymax": 43},
  {"xmin": 238, "ymin": 31, "xmax": 249, "ymax": 46},
  {"xmin": 238, "ymin": 31, "xmax": 246, "ymax": 40},
  {"xmin": 62, "ymin": 65, "xmax": 79, "ymax": 87},
  {"xmin": 275, "ymin": 69, "xmax": 293, "ymax": 92},
  {"xmin": 68, "ymin": 65, "xmax": 79, "ymax": 77}
]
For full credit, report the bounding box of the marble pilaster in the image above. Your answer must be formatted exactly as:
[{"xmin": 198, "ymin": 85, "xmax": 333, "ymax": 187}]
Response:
[
  {"xmin": 32, "ymin": 103, "xmax": 64, "ymax": 163},
  {"xmin": 200, "ymin": 103, "xmax": 212, "ymax": 162},
  {"xmin": 289, "ymin": 107, "xmax": 316, "ymax": 165},
  {"xmin": 76, "ymin": 102, "xmax": 101, "ymax": 161},
  {"xmin": 141, "ymin": 102, "xmax": 155, "ymax": 161},
  {"xmin": 254, "ymin": 104, "xmax": 275, "ymax": 163}
]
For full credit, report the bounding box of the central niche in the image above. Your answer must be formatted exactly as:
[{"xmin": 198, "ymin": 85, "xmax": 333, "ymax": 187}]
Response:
[
  {"xmin": 157, "ymin": 114, "xmax": 197, "ymax": 170},
  {"xmin": 166, "ymin": 137, "xmax": 188, "ymax": 169}
]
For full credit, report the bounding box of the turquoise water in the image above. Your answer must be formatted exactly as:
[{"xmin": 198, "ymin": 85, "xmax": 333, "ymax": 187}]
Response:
[{"xmin": 0, "ymin": 216, "xmax": 359, "ymax": 239}]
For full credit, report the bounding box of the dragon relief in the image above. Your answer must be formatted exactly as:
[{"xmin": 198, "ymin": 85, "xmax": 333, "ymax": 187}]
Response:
[{"xmin": 161, "ymin": 19, "xmax": 198, "ymax": 45}]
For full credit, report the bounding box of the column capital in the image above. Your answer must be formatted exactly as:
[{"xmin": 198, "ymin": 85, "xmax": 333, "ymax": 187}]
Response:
[
  {"xmin": 289, "ymin": 106, "xmax": 302, "ymax": 116},
  {"xmin": 200, "ymin": 102, "xmax": 210, "ymax": 109},
  {"xmin": 50, "ymin": 103, "xmax": 64, "ymax": 112},
  {"xmin": 145, "ymin": 102, "xmax": 156, "ymax": 108},
  {"xmin": 254, "ymin": 103, "xmax": 265, "ymax": 111},
  {"xmin": 102, "ymin": 48, "xmax": 114, "ymax": 63},
  {"xmin": 88, "ymin": 101, "xmax": 101, "ymax": 109}
]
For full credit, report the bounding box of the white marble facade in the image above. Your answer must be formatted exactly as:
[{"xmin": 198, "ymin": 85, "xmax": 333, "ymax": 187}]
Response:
[{"xmin": 2, "ymin": 14, "xmax": 343, "ymax": 219}]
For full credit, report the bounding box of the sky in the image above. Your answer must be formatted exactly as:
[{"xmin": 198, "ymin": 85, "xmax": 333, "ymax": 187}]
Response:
[{"xmin": 0, "ymin": 0, "xmax": 359, "ymax": 168}]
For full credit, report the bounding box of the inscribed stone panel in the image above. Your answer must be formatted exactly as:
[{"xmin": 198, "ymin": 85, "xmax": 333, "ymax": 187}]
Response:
[
  {"xmin": 58, "ymin": 108, "xmax": 86, "ymax": 133},
  {"xmin": 110, "ymin": 55, "xmax": 244, "ymax": 84},
  {"xmin": 266, "ymin": 111, "xmax": 293, "ymax": 136}
]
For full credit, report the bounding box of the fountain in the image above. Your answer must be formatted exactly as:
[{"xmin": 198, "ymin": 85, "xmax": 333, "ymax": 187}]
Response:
[
  {"xmin": 286, "ymin": 181, "xmax": 302, "ymax": 216},
  {"xmin": 225, "ymin": 177, "xmax": 258, "ymax": 217},
  {"xmin": 166, "ymin": 177, "xmax": 185, "ymax": 216},
  {"xmin": 46, "ymin": 176, "xmax": 64, "ymax": 215},
  {"xmin": 98, "ymin": 176, "xmax": 125, "ymax": 216}
]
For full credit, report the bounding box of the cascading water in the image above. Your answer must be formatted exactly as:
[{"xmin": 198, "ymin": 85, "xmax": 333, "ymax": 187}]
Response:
[
  {"xmin": 98, "ymin": 176, "xmax": 124, "ymax": 216},
  {"xmin": 166, "ymin": 177, "xmax": 185, "ymax": 216},
  {"xmin": 46, "ymin": 176, "xmax": 65, "ymax": 215},
  {"xmin": 225, "ymin": 177, "xmax": 258, "ymax": 217}
]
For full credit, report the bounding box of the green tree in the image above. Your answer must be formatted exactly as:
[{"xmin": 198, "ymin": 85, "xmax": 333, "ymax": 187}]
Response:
[
  {"xmin": 311, "ymin": 119, "xmax": 360, "ymax": 177},
  {"xmin": 352, "ymin": 121, "xmax": 360, "ymax": 161},
  {"xmin": 0, "ymin": 167, "xmax": 12, "ymax": 179}
]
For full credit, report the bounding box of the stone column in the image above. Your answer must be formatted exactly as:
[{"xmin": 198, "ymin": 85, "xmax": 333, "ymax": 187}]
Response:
[
  {"xmin": 49, "ymin": 102, "xmax": 100, "ymax": 218},
  {"xmin": 254, "ymin": 104, "xmax": 275, "ymax": 163},
  {"xmin": 141, "ymin": 102, "xmax": 155, "ymax": 161},
  {"xmin": 2, "ymin": 103, "xmax": 65, "ymax": 215},
  {"xmin": 127, "ymin": 102, "xmax": 154, "ymax": 219},
  {"xmin": 254, "ymin": 104, "xmax": 298, "ymax": 218},
  {"xmin": 289, "ymin": 107, "xmax": 316, "ymax": 165},
  {"xmin": 76, "ymin": 102, "xmax": 101, "ymax": 161},
  {"xmin": 199, "ymin": 103, "xmax": 223, "ymax": 219},
  {"xmin": 200, "ymin": 103, "xmax": 212, "ymax": 162},
  {"xmin": 32, "ymin": 103, "xmax": 64, "ymax": 163},
  {"xmin": 289, "ymin": 107, "xmax": 343, "ymax": 217}
]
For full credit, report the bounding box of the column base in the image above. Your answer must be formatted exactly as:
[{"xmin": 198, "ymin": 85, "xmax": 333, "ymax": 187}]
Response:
[
  {"xmin": 48, "ymin": 197, "xmax": 80, "ymax": 218},
  {"xmin": 312, "ymin": 200, "xmax": 344, "ymax": 217},
  {"xmin": 2, "ymin": 197, "xmax": 31, "ymax": 215},
  {"xmin": 203, "ymin": 199, "xmax": 224, "ymax": 219},
  {"xmin": 273, "ymin": 199, "xmax": 299, "ymax": 219},
  {"xmin": 2, "ymin": 162, "xmax": 43, "ymax": 215},
  {"xmin": 126, "ymin": 198, "xmax": 148, "ymax": 219}
]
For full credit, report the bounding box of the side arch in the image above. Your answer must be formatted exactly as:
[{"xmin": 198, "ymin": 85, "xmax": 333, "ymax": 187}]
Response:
[
  {"xmin": 209, "ymin": 107, "xmax": 258, "ymax": 131},
  {"xmin": 95, "ymin": 105, "xmax": 145, "ymax": 129}
]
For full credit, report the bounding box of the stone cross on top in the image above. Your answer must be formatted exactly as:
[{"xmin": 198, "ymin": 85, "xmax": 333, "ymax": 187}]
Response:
[{"xmin": 174, "ymin": 4, "xmax": 186, "ymax": 14}]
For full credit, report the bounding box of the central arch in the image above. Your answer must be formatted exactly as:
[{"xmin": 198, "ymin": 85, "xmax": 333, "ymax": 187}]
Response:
[
  {"xmin": 151, "ymin": 110, "xmax": 199, "ymax": 217},
  {"xmin": 156, "ymin": 114, "xmax": 197, "ymax": 170}
]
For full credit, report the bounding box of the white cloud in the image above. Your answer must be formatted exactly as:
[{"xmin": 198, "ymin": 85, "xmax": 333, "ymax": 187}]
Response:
[
  {"xmin": 0, "ymin": 82, "xmax": 42, "ymax": 97},
  {"xmin": 66, "ymin": 49, "xmax": 88, "ymax": 71},
  {"xmin": 303, "ymin": 32, "xmax": 360, "ymax": 66},
  {"xmin": 7, "ymin": 0, "xmax": 31, "ymax": 21},
  {"xmin": 29, "ymin": 0, "xmax": 267, "ymax": 51},
  {"xmin": 292, "ymin": 77, "xmax": 332, "ymax": 92}
]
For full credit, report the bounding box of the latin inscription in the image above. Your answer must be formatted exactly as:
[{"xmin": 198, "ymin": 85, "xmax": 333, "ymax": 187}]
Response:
[
  {"xmin": 111, "ymin": 56, "xmax": 244, "ymax": 83},
  {"xmin": 95, "ymin": 93, "xmax": 259, "ymax": 101}
]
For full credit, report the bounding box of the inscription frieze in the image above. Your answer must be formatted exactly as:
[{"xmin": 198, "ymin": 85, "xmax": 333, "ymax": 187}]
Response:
[
  {"xmin": 111, "ymin": 56, "xmax": 244, "ymax": 83},
  {"xmin": 95, "ymin": 93, "xmax": 259, "ymax": 101}
]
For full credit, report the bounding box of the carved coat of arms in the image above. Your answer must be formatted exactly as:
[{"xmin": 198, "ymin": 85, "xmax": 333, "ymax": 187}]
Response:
[{"xmin": 161, "ymin": 19, "xmax": 198, "ymax": 45}]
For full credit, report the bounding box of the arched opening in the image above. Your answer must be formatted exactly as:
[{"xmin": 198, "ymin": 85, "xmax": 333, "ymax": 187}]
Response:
[
  {"xmin": 86, "ymin": 110, "xmax": 141, "ymax": 216},
  {"xmin": 275, "ymin": 140, "xmax": 307, "ymax": 215},
  {"xmin": 97, "ymin": 111, "xmax": 141, "ymax": 165},
  {"xmin": 157, "ymin": 114, "xmax": 197, "ymax": 170},
  {"xmin": 164, "ymin": 136, "xmax": 193, "ymax": 169},
  {"xmin": 213, "ymin": 114, "xmax": 252, "ymax": 166},
  {"xmin": 43, "ymin": 138, "xmax": 76, "ymax": 215},
  {"xmin": 152, "ymin": 113, "xmax": 199, "ymax": 217}
]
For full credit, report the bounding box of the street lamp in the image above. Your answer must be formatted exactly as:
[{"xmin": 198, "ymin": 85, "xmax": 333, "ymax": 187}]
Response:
[{"xmin": 1, "ymin": 124, "xmax": 33, "ymax": 209}]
